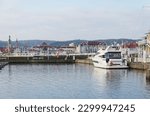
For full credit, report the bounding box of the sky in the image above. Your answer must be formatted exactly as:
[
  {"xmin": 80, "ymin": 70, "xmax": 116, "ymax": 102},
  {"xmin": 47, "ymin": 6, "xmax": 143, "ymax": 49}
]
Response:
[{"xmin": 0, "ymin": 0, "xmax": 150, "ymax": 41}]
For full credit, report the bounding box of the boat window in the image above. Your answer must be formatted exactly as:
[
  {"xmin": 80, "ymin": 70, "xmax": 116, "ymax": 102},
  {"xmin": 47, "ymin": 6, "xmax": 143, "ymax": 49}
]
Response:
[{"xmin": 105, "ymin": 52, "xmax": 121, "ymax": 59}]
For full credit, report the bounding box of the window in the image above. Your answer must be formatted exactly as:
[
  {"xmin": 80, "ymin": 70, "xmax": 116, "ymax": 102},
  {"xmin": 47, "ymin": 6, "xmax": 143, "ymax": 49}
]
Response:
[{"xmin": 105, "ymin": 52, "xmax": 121, "ymax": 59}]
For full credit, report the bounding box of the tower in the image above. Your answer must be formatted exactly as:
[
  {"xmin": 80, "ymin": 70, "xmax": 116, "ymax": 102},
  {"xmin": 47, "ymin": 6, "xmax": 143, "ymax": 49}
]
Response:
[
  {"xmin": 8, "ymin": 35, "xmax": 12, "ymax": 54},
  {"xmin": 16, "ymin": 38, "xmax": 19, "ymax": 48}
]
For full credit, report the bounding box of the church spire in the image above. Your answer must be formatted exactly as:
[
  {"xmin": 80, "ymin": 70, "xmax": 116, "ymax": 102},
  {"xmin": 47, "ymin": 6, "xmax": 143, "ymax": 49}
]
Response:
[{"xmin": 8, "ymin": 35, "xmax": 12, "ymax": 54}]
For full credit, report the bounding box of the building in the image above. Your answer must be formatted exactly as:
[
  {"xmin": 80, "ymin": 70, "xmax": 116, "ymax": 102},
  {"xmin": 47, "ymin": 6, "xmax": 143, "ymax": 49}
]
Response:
[
  {"xmin": 121, "ymin": 42, "xmax": 138, "ymax": 62},
  {"xmin": 76, "ymin": 41, "xmax": 106, "ymax": 53},
  {"xmin": 138, "ymin": 32, "xmax": 150, "ymax": 62},
  {"xmin": 32, "ymin": 42, "xmax": 55, "ymax": 56},
  {"xmin": 121, "ymin": 42, "xmax": 138, "ymax": 57},
  {"xmin": 57, "ymin": 46, "xmax": 76, "ymax": 54},
  {"xmin": 32, "ymin": 42, "xmax": 76, "ymax": 55}
]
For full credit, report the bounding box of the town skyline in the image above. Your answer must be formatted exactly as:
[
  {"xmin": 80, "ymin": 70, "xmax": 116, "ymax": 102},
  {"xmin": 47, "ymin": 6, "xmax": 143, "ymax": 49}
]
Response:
[{"xmin": 0, "ymin": 0, "xmax": 150, "ymax": 41}]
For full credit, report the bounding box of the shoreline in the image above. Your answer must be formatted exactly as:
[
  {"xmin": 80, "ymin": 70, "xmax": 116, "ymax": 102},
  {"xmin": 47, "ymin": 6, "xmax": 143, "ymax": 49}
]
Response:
[{"xmin": 2, "ymin": 55, "xmax": 150, "ymax": 71}]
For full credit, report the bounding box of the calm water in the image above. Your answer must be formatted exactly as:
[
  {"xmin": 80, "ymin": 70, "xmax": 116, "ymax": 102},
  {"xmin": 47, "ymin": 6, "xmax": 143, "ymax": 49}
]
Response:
[{"xmin": 0, "ymin": 64, "xmax": 150, "ymax": 99}]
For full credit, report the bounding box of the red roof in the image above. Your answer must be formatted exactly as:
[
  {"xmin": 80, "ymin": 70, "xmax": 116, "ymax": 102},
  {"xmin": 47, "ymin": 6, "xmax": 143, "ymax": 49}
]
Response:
[
  {"xmin": 122, "ymin": 42, "xmax": 138, "ymax": 48},
  {"xmin": 0, "ymin": 47, "xmax": 13, "ymax": 53}
]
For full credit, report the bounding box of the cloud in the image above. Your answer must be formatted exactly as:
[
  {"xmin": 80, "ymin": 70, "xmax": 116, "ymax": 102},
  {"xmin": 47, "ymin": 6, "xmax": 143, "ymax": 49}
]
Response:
[
  {"xmin": 0, "ymin": 0, "xmax": 20, "ymax": 10},
  {"xmin": 0, "ymin": 1, "xmax": 150, "ymax": 40}
]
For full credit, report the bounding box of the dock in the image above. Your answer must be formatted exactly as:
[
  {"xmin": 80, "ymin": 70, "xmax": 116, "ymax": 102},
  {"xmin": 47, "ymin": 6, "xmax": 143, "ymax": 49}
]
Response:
[{"xmin": 0, "ymin": 54, "xmax": 89, "ymax": 64}]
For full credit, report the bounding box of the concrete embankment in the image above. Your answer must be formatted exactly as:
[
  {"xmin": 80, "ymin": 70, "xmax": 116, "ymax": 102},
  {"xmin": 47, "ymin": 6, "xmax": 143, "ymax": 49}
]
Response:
[
  {"xmin": 6, "ymin": 56, "xmax": 75, "ymax": 63},
  {"xmin": 129, "ymin": 62, "xmax": 150, "ymax": 70},
  {"xmin": 0, "ymin": 55, "xmax": 89, "ymax": 64}
]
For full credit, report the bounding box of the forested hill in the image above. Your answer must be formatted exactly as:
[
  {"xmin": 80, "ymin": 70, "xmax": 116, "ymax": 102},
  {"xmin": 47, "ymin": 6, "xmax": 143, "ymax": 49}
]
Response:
[{"xmin": 0, "ymin": 39, "xmax": 140, "ymax": 47}]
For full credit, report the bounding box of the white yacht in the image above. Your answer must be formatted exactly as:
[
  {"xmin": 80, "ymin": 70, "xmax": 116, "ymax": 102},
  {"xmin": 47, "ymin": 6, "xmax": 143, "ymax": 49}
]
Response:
[{"xmin": 92, "ymin": 46, "xmax": 128, "ymax": 69}]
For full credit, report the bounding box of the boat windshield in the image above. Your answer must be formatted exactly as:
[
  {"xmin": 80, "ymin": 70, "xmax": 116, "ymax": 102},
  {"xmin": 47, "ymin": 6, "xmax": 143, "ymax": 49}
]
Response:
[{"xmin": 105, "ymin": 52, "xmax": 121, "ymax": 59}]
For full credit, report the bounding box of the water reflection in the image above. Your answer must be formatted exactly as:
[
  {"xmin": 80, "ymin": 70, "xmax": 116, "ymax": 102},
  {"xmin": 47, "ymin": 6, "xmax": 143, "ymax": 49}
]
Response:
[
  {"xmin": 0, "ymin": 64, "xmax": 150, "ymax": 99},
  {"xmin": 92, "ymin": 68, "xmax": 129, "ymax": 98},
  {"xmin": 145, "ymin": 81, "xmax": 150, "ymax": 98},
  {"xmin": 8, "ymin": 64, "xmax": 12, "ymax": 77},
  {"xmin": 144, "ymin": 70, "xmax": 150, "ymax": 97},
  {"xmin": 145, "ymin": 70, "xmax": 150, "ymax": 84},
  {"xmin": 93, "ymin": 68, "xmax": 128, "ymax": 85}
]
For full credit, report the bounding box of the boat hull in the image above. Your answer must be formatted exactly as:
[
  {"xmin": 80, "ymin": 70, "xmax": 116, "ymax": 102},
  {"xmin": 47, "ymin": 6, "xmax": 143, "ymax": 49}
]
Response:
[{"xmin": 93, "ymin": 62, "xmax": 128, "ymax": 69}]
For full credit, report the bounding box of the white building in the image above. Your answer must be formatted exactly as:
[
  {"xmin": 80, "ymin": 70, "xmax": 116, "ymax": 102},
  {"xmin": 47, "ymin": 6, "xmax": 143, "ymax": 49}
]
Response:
[
  {"xmin": 76, "ymin": 41, "xmax": 106, "ymax": 53},
  {"xmin": 121, "ymin": 42, "xmax": 138, "ymax": 57},
  {"xmin": 57, "ymin": 46, "xmax": 76, "ymax": 54},
  {"xmin": 138, "ymin": 32, "xmax": 150, "ymax": 62}
]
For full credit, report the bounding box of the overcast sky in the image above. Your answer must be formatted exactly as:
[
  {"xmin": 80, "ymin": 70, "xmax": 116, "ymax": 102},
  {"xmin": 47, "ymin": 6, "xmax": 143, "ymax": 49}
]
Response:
[{"xmin": 0, "ymin": 0, "xmax": 150, "ymax": 41}]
